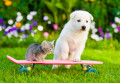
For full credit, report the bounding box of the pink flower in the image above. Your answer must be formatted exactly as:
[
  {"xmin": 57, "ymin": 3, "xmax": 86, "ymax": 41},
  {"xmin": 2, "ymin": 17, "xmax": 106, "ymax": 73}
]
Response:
[
  {"xmin": 98, "ymin": 28, "xmax": 103, "ymax": 32},
  {"xmin": 53, "ymin": 24, "xmax": 58, "ymax": 30},
  {"xmin": 43, "ymin": 32, "xmax": 49, "ymax": 38},
  {"xmin": 117, "ymin": 26, "xmax": 120, "ymax": 31},
  {"xmin": 100, "ymin": 32, "xmax": 104, "ymax": 37}
]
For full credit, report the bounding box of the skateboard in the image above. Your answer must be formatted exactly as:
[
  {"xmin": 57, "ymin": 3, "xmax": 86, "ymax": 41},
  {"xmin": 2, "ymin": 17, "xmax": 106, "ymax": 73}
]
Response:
[{"xmin": 7, "ymin": 55, "xmax": 103, "ymax": 74}]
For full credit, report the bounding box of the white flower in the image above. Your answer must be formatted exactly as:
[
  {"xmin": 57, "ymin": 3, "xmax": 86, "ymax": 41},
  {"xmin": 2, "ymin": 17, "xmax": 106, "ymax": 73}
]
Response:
[
  {"xmin": 114, "ymin": 28, "xmax": 118, "ymax": 33},
  {"xmin": 16, "ymin": 15, "xmax": 23, "ymax": 22},
  {"xmin": 43, "ymin": 16, "xmax": 49, "ymax": 21},
  {"xmin": 114, "ymin": 17, "xmax": 120, "ymax": 23},
  {"xmin": 111, "ymin": 23, "xmax": 117, "ymax": 28},
  {"xmin": 21, "ymin": 26, "xmax": 25, "ymax": 31},
  {"xmin": 34, "ymin": 29, "xmax": 37, "ymax": 33},
  {"xmin": 7, "ymin": 33, "xmax": 12, "ymax": 38},
  {"xmin": 8, "ymin": 19, "xmax": 13, "ymax": 25},
  {"xmin": 13, "ymin": 31, "xmax": 18, "ymax": 37},
  {"xmin": 0, "ymin": 26, "xmax": 2, "ymax": 31},
  {"xmin": 30, "ymin": 11, "xmax": 37, "ymax": 16},
  {"xmin": 48, "ymin": 21, "xmax": 51, "ymax": 24},
  {"xmin": 99, "ymin": 37, "xmax": 103, "ymax": 40},
  {"xmin": 38, "ymin": 25, "xmax": 43, "ymax": 31},
  {"xmin": 90, "ymin": 22, "xmax": 95, "ymax": 29},
  {"xmin": 27, "ymin": 14, "xmax": 33, "ymax": 20},
  {"xmin": 5, "ymin": 28, "xmax": 9, "ymax": 32},
  {"xmin": 12, "ymin": 24, "xmax": 16, "ymax": 27},
  {"xmin": 91, "ymin": 34, "xmax": 100, "ymax": 41},
  {"xmin": 117, "ymin": 12, "xmax": 120, "ymax": 15},
  {"xmin": 17, "ymin": 12, "xmax": 21, "ymax": 16},
  {"xmin": 25, "ymin": 23, "xmax": 30, "ymax": 30},
  {"xmin": 5, "ymin": 26, "xmax": 12, "ymax": 32},
  {"xmin": 92, "ymin": 28, "xmax": 97, "ymax": 34},
  {"xmin": 19, "ymin": 38, "xmax": 23, "ymax": 42},
  {"xmin": 31, "ymin": 32, "xmax": 34, "ymax": 37}
]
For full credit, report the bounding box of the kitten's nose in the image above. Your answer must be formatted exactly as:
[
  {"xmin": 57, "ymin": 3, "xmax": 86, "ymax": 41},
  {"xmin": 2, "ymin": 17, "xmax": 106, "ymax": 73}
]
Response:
[{"xmin": 82, "ymin": 26, "xmax": 86, "ymax": 30}]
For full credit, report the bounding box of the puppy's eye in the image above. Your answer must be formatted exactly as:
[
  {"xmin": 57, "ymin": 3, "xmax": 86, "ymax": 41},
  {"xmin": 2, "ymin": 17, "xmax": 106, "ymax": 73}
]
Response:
[
  {"xmin": 77, "ymin": 20, "xmax": 81, "ymax": 22},
  {"xmin": 86, "ymin": 20, "xmax": 88, "ymax": 23}
]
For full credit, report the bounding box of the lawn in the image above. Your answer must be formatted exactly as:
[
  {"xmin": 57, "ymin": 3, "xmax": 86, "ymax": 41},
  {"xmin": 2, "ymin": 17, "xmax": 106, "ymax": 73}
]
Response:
[{"xmin": 0, "ymin": 47, "xmax": 120, "ymax": 83}]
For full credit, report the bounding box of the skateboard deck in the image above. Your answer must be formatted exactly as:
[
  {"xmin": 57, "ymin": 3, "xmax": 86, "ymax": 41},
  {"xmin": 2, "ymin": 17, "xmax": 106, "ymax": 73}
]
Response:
[{"xmin": 7, "ymin": 55, "xmax": 103, "ymax": 65}]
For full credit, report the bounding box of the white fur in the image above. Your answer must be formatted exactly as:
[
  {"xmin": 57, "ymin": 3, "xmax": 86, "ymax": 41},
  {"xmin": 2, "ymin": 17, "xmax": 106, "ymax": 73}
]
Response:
[{"xmin": 53, "ymin": 10, "xmax": 93, "ymax": 69}]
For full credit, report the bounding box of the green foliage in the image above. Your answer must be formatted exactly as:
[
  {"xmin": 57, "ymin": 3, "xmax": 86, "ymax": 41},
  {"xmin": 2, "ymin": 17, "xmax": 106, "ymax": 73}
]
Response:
[{"xmin": 0, "ymin": 0, "xmax": 120, "ymax": 29}]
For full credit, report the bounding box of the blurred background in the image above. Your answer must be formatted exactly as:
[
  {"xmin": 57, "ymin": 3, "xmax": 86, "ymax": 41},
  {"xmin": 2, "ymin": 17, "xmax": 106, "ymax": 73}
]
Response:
[{"xmin": 0, "ymin": 0, "xmax": 120, "ymax": 50}]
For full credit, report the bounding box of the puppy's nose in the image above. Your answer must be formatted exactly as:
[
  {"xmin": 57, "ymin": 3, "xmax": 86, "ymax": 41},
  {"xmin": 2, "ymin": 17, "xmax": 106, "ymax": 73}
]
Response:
[{"xmin": 82, "ymin": 26, "xmax": 86, "ymax": 30}]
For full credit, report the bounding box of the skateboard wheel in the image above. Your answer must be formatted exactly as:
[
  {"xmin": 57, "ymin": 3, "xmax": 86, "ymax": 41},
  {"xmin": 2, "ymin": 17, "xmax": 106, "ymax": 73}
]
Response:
[
  {"xmin": 27, "ymin": 67, "xmax": 31, "ymax": 70},
  {"xmin": 83, "ymin": 68, "xmax": 87, "ymax": 71},
  {"xmin": 19, "ymin": 66, "xmax": 23, "ymax": 70},
  {"xmin": 19, "ymin": 68, "xmax": 28, "ymax": 73},
  {"xmin": 87, "ymin": 68, "xmax": 98, "ymax": 74}
]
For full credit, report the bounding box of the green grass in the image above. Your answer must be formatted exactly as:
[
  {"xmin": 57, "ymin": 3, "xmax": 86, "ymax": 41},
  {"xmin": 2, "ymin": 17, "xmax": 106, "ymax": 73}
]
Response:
[{"xmin": 0, "ymin": 47, "xmax": 120, "ymax": 83}]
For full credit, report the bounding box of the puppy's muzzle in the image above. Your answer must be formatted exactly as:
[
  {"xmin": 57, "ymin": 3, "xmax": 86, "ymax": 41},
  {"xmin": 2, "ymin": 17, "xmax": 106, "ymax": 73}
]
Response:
[{"xmin": 82, "ymin": 26, "xmax": 86, "ymax": 30}]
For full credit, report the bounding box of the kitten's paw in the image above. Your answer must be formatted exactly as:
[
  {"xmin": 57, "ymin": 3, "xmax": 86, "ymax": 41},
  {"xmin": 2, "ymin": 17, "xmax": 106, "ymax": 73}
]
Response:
[{"xmin": 73, "ymin": 59, "xmax": 80, "ymax": 62}]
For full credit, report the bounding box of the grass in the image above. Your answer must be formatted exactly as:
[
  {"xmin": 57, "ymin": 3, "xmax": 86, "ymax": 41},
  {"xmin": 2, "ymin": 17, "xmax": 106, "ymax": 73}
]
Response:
[{"xmin": 0, "ymin": 47, "xmax": 120, "ymax": 83}]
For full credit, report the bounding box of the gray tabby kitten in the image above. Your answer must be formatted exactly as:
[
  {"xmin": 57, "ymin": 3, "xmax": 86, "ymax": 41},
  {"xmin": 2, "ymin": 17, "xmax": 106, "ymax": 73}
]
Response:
[{"xmin": 25, "ymin": 40, "xmax": 54, "ymax": 62}]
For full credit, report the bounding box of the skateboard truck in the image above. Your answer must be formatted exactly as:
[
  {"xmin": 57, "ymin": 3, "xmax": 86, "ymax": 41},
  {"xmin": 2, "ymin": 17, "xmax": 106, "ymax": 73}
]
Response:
[
  {"xmin": 81, "ymin": 64, "xmax": 98, "ymax": 74},
  {"xmin": 19, "ymin": 65, "xmax": 32, "ymax": 73}
]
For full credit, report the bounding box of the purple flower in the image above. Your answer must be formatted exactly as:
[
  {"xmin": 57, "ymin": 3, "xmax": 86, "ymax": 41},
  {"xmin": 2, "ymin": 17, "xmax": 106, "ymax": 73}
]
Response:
[
  {"xmin": 98, "ymin": 28, "xmax": 103, "ymax": 32},
  {"xmin": 2, "ymin": 24, "xmax": 6, "ymax": 29},
  {"xmin": 110, "ymin": 22, "xmax": 114, "ymax": 25},
  {"xmin": 117, "ymin": 26, "xmax": 120, "ymax": 31},
  {"xmin": 0, "ymin": 19, "xmax": 4, "ymax": 24},
  {"xmin": 30, "ymin": 18, "xmax": 33, "ymax": 21},
  {"xmin": 100, "ymin": 32, "xmax": 104, "ymax": 37},
  {"xmin": 25, "ymin": 34, "xmax": 28, "ymax": 38},
  {"xmin": 32, "ymin": 21, "xmax": 37, "ymax": 26},
  {"xmin": 29, "ymin": 24, "xmax": 33, "ymax": 31},
  {"xmin": 21, "ymin": 30, "xmax": 25, "ymax": 33},
  {"xmin": 12, "ymin": 27, "xmax": 17, "ymax": 31},
  {"xmin": 5, "ymin": 32, "xmax": 8, "ymax": 35},
  {"xmin": 2, "ymin": 36, "xmax": 5, "ymax": 39},
  {"xmin": 53, "ymin": 24, "xmax": 59, "ymax": 30},
  {"xmin": 105, "ymin": 33, "xmax": 111, "ymax": 39}
]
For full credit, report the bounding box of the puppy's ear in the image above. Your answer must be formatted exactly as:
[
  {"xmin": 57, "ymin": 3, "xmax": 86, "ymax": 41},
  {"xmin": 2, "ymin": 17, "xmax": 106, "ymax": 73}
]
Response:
[
  {"xmin": 70, "ymin": 11, "xmax": 78, "ymax": 19},
  {"xmin": 89, "ymin": 13, "xmax": 93, "ymax": 21}
]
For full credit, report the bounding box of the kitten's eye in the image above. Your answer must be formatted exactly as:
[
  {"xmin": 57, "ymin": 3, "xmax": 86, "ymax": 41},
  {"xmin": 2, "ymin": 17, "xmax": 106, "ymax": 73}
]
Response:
[
  {"xmin": 77, "ymin": 20, "xmax": 81, "ymax": 22},
  {"xmin": 86, "ymin": 20, "xmax": 88, "ymax": 23}
]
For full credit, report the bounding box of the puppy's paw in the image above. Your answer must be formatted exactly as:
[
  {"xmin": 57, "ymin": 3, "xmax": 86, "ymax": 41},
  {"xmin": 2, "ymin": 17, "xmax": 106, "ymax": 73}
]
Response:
[
  {"xmin": 52, "ymin": 65, "xmax": 59, "ymax": 69},
  {"xmin": 73, "ymin": 59, "xmax": 80, "ymax": 62},
  {"xmin": 61, "ymin": 56, "xmax": 68, "ymax": 60},
  {"xmin": 37, "ymin": 59, "xmax": 42, "ymax": 62},
  {"xmin": 65, "ymin": 65, "xmax": 71, "ymax": 68}
]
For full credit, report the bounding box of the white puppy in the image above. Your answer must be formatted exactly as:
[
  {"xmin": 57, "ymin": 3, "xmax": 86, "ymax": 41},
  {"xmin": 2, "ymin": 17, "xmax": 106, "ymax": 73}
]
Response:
[{"xmin": 53, "ymin": 10, "xmax": 93, "ymax": 69}]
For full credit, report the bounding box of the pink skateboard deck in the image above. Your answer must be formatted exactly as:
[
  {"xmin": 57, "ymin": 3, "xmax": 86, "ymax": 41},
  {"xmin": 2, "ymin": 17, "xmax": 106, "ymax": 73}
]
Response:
[{"xmin": 7, "ymin": 55, "xmax": 103, "ymax": 65}]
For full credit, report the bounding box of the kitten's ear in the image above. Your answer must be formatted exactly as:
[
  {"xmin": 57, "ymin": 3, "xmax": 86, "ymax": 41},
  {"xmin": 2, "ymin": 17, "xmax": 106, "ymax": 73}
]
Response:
[
  {"xmin": 51, "ymin": 40, "xmax": 55, "ymax": 44},
  {"xmin": 42, "ymin": 40, "xmax": 47, "ymax": 47}
]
